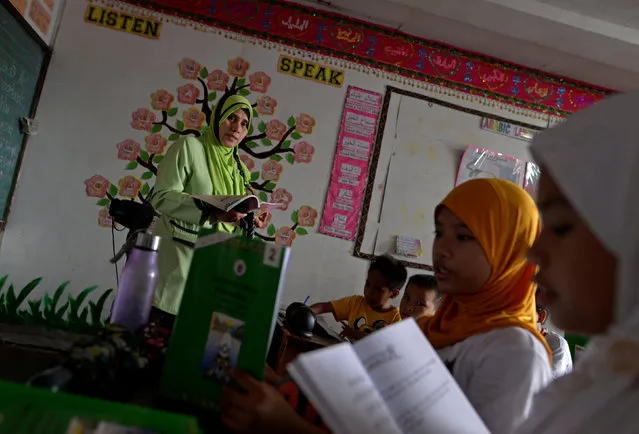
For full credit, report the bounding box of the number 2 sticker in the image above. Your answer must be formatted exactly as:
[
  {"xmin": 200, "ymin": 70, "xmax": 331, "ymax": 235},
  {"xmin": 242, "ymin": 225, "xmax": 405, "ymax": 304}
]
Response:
[{"xmin": 263, "ymin": 244, "xmax": 282, "ymax": 268}]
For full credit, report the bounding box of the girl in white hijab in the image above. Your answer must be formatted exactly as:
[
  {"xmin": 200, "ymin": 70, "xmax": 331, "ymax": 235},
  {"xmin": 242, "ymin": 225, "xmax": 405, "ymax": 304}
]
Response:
[{"xmin": 518, "ymin": 91, "xmax": 639, "ymax": 434}]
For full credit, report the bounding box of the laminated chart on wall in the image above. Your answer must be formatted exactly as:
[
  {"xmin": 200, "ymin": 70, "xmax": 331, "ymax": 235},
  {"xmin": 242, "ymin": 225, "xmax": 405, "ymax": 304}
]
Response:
[
  {"xmin": 455, "ymin": 145, "xmax": 524, "ymax": 187},
  {"xmin": 319, "ymin": 87, "xmax": 382, "ymax": 240}
]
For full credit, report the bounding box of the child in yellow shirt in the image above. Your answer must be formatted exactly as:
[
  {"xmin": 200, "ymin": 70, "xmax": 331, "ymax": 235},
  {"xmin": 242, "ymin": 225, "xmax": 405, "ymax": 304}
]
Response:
[
  {"xmin": 311, "ymin": 255, "xmax": 407, "ymax": 341},
  {"xmin": 399, "ymin": 274, "xmax": 442, "ymax": 320}
]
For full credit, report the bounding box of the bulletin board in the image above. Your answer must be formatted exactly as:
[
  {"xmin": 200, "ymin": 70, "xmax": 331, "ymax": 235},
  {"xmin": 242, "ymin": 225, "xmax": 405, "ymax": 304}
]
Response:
[{"xmin": 353, "ymin": 86, "xmax": 551, "ymax": 270}]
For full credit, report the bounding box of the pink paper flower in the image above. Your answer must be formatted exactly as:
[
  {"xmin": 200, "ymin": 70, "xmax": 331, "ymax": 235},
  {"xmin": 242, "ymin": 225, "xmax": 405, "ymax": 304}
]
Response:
[
  {"xmin": 131, "ymin": 108, "xmax": 157, "ymax": 132},
  {"xmin": 177, "ymin": 83, "xmax": 200, "ymax": 105},
  {"xmin": 256, "ymin": 95, "xmax": 277, "ymax": 116},
  {"xmin": 293, "ymin": 141, "xmax": 315, "ymax": 164},
  {"xmin": 297, "ymin": 206, "xmax": 318, "ymax": 227},
  {"xmin": 295, "ymin": 113, "xmax": 316, "ymax": 134},
  {"xmin": 227, "ymin": 57, "xmax": 250, "ymax": 78},
  {"xmin": 249, "ymin": 71, "xmax": 271, "ymax": 93},
  {"xmin": 98, "ymin": 208, "xmax": 113, "ymax": 228},
  {"xmin": 151, "ymin": 89, "xmax": 174, "ymax": 111},
  {"xmin": 183, "ymin": 108, "xmax": 205, "ymax": 130},
  {"xmin": 207, "ymin": 69, "xmax": 230, "ymax": 91},
  {"xmin": 261, "ymin": 160, "xmax": 284, "ymax": 182},
  {"xmin": 179, "ymin": 58, "xmax": 202, "ymax": 80},
  {"xmin": 84, "ymin": 175, "xmax": 110, "ymax": 198},
  {"xmin": 240, "ymin": 154, "xmax": 255, "ymax": 172},
  {"xmin": 270, "ymin": 188, "xmax": 293, "ymax": 211},
  {"xmin": 265, "ymin": 119, "xmax": 287, "ymax": 141},
  {"xmin": 117, "ymin": 139, "xmax": 141, "ymax": 161},
  {"xmin": 118, "ymin": 176, "xmax": 142, "ymax": 198},
  {"xmin": 257, "ymin": 206, "xmax": 273, "ymax": 227},
  {"xmin": 275, "ymin": 226, "xmax": 296, "ymax": 247},
  {"xmin": 145, "ymin": 134, "xmax": 168, "ymax": 155}
]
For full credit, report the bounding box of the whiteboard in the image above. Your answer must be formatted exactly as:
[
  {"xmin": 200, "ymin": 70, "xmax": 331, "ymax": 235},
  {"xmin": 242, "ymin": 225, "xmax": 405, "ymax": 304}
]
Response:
[{"xmin": 353, "ymin": 87, "xmax": 552, "ymax": 269}]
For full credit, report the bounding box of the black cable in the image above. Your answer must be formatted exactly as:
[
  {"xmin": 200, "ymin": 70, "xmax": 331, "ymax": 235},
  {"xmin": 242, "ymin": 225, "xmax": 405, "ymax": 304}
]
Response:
[{"xmin": 111, "ymin": 221, "xmax": 119, "ymax": 286}]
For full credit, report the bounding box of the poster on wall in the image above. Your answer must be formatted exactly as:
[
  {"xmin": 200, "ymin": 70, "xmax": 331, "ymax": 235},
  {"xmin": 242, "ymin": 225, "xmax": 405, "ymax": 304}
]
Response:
[
  {"xmin": 319, "ymin": 87, "xmax": 382, "ymax": 240},
  {"xmin": 8, "ymin": 0, "xmax": 64, "ymax": 45},
  {"xmin": 455, "ymin": 145, "xmax": 524, "ymax": 187},
  {"xmin": 523, "ymin": 162, "xmax": 540, "ymax": 199}
]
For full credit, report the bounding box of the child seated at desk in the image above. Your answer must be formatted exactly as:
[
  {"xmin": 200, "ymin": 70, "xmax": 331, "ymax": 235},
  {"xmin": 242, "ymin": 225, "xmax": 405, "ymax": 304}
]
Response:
[
  {"xmin": 400, "ymin": 274, "xmax": 442, "ymax": 320},
  {"xmin": 311, "ymin": 254, "xmax": 407, "ymax": 341}
]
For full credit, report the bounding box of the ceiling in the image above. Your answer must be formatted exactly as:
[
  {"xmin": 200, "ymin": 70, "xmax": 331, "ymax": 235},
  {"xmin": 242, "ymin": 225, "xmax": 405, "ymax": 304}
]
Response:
[{"xmin": 287, "ymin": 0, "xmax": 639, "ymax": 91}]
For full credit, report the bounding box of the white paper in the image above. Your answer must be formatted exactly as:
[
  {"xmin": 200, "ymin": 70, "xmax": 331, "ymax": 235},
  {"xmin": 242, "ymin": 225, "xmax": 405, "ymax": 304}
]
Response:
[
  {"xmin": 288, "ymin": 343, "xmax": 402, "ymax": 434},
  {"xmin": 191, "ymin": 194, "xmax": 282, "ymax": 212},
  {"xmin": 353, "ymin": 320, "xmax": 489, "ymax": 434}
]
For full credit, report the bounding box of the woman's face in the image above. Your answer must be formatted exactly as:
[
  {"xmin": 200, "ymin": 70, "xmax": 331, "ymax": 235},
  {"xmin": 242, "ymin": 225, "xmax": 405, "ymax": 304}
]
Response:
[
  {"xmin": 528, "ymin": 170, "xmax": 617, "ymax": 334},
  {"xmin": 219, "ymin": 109, "xmax": 249, "ymax": 148},
  {"xmin": 433, "ymin": 207, "xmax": 492, "ymax": 294}
]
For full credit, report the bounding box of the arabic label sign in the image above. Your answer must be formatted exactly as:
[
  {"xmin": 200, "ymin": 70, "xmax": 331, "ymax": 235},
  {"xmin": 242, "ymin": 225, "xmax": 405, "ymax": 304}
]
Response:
[
  {"xmin": 85, "ymin": 4, "xmax": 161, "ymax": 39},
  {"xmin": 455, "ymin": 145, "xmax": 524, "ymax": 187},
  {"xmin": 113, "ymin": 0, "xmax": 612, "ymax": 115},
  {"xmin": 480, "ymin": 118, "xmax": 537, "ymax": 142},
  {"xmin": 320, "ymin": 87, "xmax": 382, "ymax": 240},
  {"xmin": 277, "ymin": 55, "xmax": 344, "ymax": 87}
]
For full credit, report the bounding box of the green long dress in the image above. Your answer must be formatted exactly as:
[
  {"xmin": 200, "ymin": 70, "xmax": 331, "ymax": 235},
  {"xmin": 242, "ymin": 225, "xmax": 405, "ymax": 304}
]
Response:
[{"xmin": 150, "ymin": 95, "xmax": 253, "ymax": 315}]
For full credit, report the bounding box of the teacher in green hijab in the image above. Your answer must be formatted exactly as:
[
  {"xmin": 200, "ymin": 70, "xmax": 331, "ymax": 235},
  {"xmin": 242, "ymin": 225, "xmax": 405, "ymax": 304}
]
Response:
[{"xmin": 149, "ymin": 94, "xmax": 270, "ymax": 320}]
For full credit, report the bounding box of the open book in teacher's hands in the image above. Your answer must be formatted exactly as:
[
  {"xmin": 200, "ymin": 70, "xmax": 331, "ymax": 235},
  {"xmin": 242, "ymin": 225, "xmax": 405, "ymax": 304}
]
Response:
[
  {"xmin": 287, "ymin": 319, "xmax": 489, "ymax": 434},
  {"xmin": 192, "ymin": 194, "xmax": 284, "ymax": 214}
]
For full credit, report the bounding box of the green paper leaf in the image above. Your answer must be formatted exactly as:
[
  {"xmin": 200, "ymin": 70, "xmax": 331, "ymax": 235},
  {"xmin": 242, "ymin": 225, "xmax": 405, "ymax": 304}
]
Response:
[
  {"xmin": 237, "ymin": 78, "xmax": 246, "ymax": 88},
  {"xmin": 176, "ymin": 120, "xmax": 185, "ymax": 131},
  {"xmin": 96, "ymin": 198, "xmax": 110, "ymax": 207},
  {"xmin": 281, "ymin": 140, "xmax": 291, "ymax": 149},
  {"xmin": 259, "ymin": 192, "xmax": 268, "ymax": 202},
  {"xmin": 261, "ymin": 138, "xmax": 273, "ymax": 147},
  {"xmin": 247, "ymin": 141, "xmax": 259, "ymax": 149},
  {"xmin": 153, "ymin": 155, "xmax": 164, "ymax": 163},
  {"xmin": 250, "ymin": 172, "xmax": 259, "ymax": 181},
  {"xmin": 125, "ymin": 161, "xmax": 138, "ymax": 170},
  {"xmin": 291, "ymin": 132, "xmax": 302, "ymax": 140},
  {"xmin": 141, "ymin": 171, "xmax": 153, "ymax": 180},
  {"xmin": 296, "ymin": 227, "xmax": 309, "ymax": 236},
  {"xmin": 291, "ymin": 211, "xmax": 298, "ymax": 223},
  {"xmin": 151, "ymin": 124, "xmax": 162, "ymax": 133},
  {"xmin": 208, "ymin": 91, "xmax": 217, "ymax": 101},
  {"xmin": 267, "ymin": 224, "xmax": 276, "ymax": 236},
  {"xmin": 199, "ymin": 67, "xmax": 209, "ymax": 79},
  {"xmin": 108, "ymin": 184, "xmax": 118, "ymax": 196},
  {"xmin": 141, "ymin": 183, "xmax": 150, "ymax": 195},
  {"xmin": 140, "ymin": 150, "xmax": 150, "ymax": 161},
  {"xmin": 168, "ymin": 133, "xmax": 179, "ymax": 141},
  {"xmin": 238, "ymin": 89, "xmax": 250, "ymax": 96},
  {"xmin": 286, "ymin": 154, "xmax": 295, "ymax": 165},
  {"xmin": 265, "ymin": 182, "xmax": 276, "ymax": 191},
  {"xmin": 270, "ymin": 155, "xmax": 282, "ymax": 162},
  {"xmin": 258, "ymin": 121, "xmax": 266, "ymax": 133},
  {"xmin": 167, "ymin": 107, "xmax": 178, "ymax": 117},
  {"xmin": 287, "ymin": 115, "xmax": 296, "ymax": 127}
]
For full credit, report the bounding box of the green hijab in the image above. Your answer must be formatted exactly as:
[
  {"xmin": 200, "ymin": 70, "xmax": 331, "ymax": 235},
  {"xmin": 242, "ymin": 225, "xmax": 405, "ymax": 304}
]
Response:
[{"xmin": 203, "ymin": 94, "xmax": 253, "ymax": 233}]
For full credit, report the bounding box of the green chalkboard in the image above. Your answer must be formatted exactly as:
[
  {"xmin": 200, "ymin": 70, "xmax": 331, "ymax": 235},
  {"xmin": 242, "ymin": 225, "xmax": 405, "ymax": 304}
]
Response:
[{"xmin": 0, "ymin": 3, "xmax": 47, "ymax": 222}]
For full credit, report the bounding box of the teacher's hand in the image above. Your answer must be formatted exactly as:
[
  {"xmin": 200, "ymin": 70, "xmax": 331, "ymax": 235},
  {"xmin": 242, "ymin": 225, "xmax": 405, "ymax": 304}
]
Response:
[
  {"xmin": 213, "ymin": 209, "xmax": 247, "ymax": 224},
  {"xmin": 255, "ymin": 211, "xmax": 272, "ymax": 230}
]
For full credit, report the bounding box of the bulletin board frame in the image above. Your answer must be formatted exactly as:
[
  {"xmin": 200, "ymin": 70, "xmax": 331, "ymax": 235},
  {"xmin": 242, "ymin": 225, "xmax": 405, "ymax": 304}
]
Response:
[
  {"xmin": 351, "ymin": 86, "xmax": 545, "ymax": 270},
  {"xmin": 0, "ymin": 0, "xmax": 53, "ymax": 230}
]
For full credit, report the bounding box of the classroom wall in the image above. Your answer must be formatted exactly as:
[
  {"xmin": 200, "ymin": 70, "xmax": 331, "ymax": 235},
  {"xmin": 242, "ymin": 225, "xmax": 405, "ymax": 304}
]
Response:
[{"xmin": 0, "ymin": 0, "xmax": 563, "ymax": 320}]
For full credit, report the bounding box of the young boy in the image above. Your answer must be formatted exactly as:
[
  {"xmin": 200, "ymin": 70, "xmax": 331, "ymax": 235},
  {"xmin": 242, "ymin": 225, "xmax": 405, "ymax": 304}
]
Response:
[
  {"xmin": 399, "ymin": 274, "xmax": 442, "ymax": 320},
  {"xmin": 311, "ymin": 255, "xmax": 407, "ymax": 341}
]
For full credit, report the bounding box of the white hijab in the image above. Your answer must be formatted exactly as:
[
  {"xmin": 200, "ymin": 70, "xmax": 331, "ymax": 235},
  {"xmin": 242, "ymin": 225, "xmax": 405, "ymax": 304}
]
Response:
[{"xmin": 516, "ymin": 92, "xmax": 639, "ymax": 433}]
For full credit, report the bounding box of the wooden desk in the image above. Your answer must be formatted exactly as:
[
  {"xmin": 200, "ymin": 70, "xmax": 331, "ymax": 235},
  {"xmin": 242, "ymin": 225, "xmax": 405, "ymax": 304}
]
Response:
[{"xmin": 268, "ymin": 321, "xmax": 340, "ymax": 377}]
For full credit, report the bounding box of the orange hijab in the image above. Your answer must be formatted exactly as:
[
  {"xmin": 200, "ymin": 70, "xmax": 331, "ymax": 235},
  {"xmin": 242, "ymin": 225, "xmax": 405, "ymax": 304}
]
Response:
[{"xmin": 418, "ymin": 178, "xmax": 551, "ymax": 362}]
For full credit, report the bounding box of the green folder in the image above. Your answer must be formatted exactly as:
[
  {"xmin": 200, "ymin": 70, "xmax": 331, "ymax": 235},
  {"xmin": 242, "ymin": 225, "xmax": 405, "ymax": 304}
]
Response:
[{"xmin": 0, "ymin": 380, "xmax": 199, "ymax": 433}]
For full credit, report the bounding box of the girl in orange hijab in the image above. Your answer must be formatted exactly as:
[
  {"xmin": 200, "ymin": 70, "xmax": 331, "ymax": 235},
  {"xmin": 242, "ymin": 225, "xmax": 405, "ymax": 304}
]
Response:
[{"xmin": 418, "ymin": 177, "xmax": 552, "ymax": 434}]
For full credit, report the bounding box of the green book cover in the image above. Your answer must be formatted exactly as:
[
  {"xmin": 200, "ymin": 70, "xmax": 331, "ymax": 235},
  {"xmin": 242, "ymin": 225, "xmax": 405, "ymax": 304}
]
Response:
[
  {"xmin": 160, "ymin": 231, "xmax": 290, "ymax": 409},
  {"xmin": 564, "ymin": 333, "xmax": 589, "ymax": 362}
]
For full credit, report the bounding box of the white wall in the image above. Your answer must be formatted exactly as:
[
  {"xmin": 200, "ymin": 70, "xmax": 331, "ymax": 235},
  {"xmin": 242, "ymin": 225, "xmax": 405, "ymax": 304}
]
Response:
[{"xmin": 0, "ymin": 0, "xmax": 557, "ymax": 313}]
